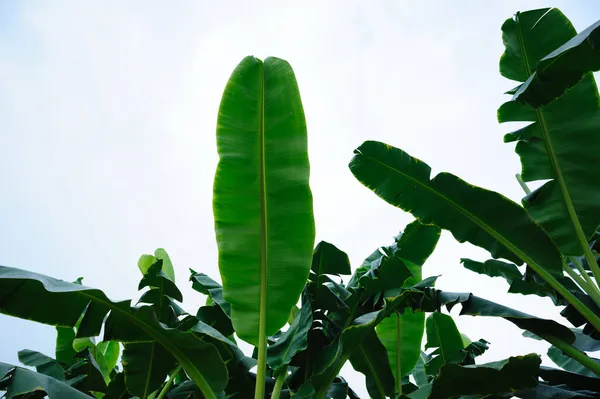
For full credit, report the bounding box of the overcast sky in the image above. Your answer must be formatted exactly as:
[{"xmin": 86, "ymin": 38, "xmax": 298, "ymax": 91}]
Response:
[{"xmin": 1, "ymin": 1, "xmax": 599, "ymax": 397}]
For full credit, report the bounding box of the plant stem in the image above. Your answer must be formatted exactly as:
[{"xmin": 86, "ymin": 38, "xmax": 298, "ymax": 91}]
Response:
[
  {"xmin": 563, "ymin": 264, "xmax": 600, "ymax": 308},
  {"xmin": 157, "ymin": 365, "xmax": 182, "ymax": 399},
  {"xmin": 181, "ymin": 360, "xmax": 218, "ymax": 399},
  {"xmin": 255, "ymin": 333, "xmax": 268, "ymax": 399},
  {"xmin": 396, "ymin": 312, "xmax": 402, "ymax": 396},
  {"xmin": 270, "ymin": 367, "xmax": 287, "ymax": 399},
  {"xmin": 315, "ymin": 354, "xmax": 350, "ymax": 399},
  {"xmin": 570, "ymin": 256, "xmax": 598, "ymax": 289},
  {"xmin": 542, "ymin": 334, "xmax": 600, "ymax": 377},
  {"xmin": 513, "ymin": 175, "xmax": 600, "ymax": 331},
  {"xmin": 515, "ymin": 174, "xmax": 531, "ymax": 195},
  {"xmin": 533, "ymin": 265, "xmax": 600, "ymax": 333}
]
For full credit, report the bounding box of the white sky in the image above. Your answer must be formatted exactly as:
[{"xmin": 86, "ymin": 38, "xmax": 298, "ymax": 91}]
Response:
[{"xmin": 1, "ymin": 1, "xmax": 599, "ymax": 397}]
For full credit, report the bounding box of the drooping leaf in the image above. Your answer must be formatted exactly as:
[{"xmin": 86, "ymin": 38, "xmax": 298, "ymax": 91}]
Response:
[
  {"xmin": 68, "ymin": 347, "xmax": 107, "ymax": 393},
  {"xmin": 358, "ymin": 254, "xmax": 413, "ymax": 297},
  {"xmin": 190, "ymin": 271, "xmax": 231, "ymax": 316},
  {"xmin": 348, "ymin": 331, "xmax": 395, "ymax": 399},
  {"xmin": 122, "ymin": 342, "xmax": 177, "ymax": 397},
  {"xmin": 196, "ymin": 304, "xmax": 234, "ymax": 336},
  {"xmin": 421, "ymin": 290, "xmax": 575, "ymax": 344},
  {"xmin": 548, "ymin": 346, "xmax": 600, "ymax": 378},
  {"xmin": 308, "ymin": 243, "xmax": 352, "ymax": 314},
  {"xmin": 499, "ymin": 8, "xmax": 600, "ymax": 255},
  {"xmin": 349, "ymin": 140, "xmax": 562, "ymax": 276},
  {"xmin": 540, "ymin": 366, "xmax": 600, "ymax": 392},
  {"xmin": 424, "ymin": 313, "xmax": 466, "ymax": 376},
  {"xmin": 516, "ymin": 382, "xmax": 600, "ymax": 399},
  {"xmin": 427, "ymin": 354, "xmax": 541, "ymax": 399},
  {"xmin": 390, "ymin": 220, "xmax": 441, "ymax": 267},
  {"xmin": 267, "ymin": 299, "xmax": 313, "ymax": 371},
  {"xmin": 512, "ymin": 17, "xmax": 600, "ymax": 107},
  {"xmin": 311, "ymin": 241, "xmax": 351, "ymax": 278},
  {"xmin": 213, "ymin": 55, "xmax": 315, "ymax": 345},
  {"xmin": 0, "ymin": 362, "xmax": 91, "ymax": 399},
  {"xmin": 17, "ymin": 350, "xmax": 65, "ymax": 381},
  {"xmin": 412, "ymin": 352, "xmax": 429, "ymax": 387},
  {"xmin": 0, "ymin": 265, "xmax": 228, "ymax": 396},
  {"xmin": 104, "ymin": 372, "xmax": 132, "ymax": 399},
  {"xmin": 461, "ymin": 258, "xmax": 576, "ymax": 304}
]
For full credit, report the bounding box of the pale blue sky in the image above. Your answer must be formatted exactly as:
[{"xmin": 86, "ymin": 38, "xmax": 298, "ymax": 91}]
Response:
[{"xmin": 1, "ymin": 1, "xmax": 599, "ymax": 397}]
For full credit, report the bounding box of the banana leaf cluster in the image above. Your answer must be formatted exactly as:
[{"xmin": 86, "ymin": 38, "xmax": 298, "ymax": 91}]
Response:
[{"xmin": 2, "ymin": 6, "xmax": 600, "ymax": 399}]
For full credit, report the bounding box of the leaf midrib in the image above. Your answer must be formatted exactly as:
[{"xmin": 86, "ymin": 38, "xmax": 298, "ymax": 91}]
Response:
[
  {"xmin": 358, "ymin": 151, "xmax": 539, "ymax": 269},
  {"xmin": 260, "ymin": 60, "xmax": 268, "ymax": 340},
  {"xmin": 395, "ymin": 312, "xmax": 402, "ymax": 394},
  {"xmin": 358, "ymin": 345, "xmax": 386, "ymax": 399},
  {"xmin": 515, "ymin": 12, "xmax": 591, "ymax": 254}
]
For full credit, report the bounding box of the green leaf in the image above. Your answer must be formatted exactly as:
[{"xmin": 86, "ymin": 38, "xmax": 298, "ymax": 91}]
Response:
[
  {"xmin": 358, "ymin": 254, "xmax": 413, "ymax": 297},
  {"xmin": 375, "ymin": 222, "xmax": 438, "ymax": 392},
  {"xmin": 122, "ymin": 342, "xmax": 177, "ymax": 397},
  {"xmin": 311, "ymin": 290, "xmax": 426, "ymax": 395},
  {"xmin": 0, "ymin": 362, "xmax": 91, "ymax": 399},
  {"xmin": 311, "ymin": 242, "xmax": 351, "ymax": 278},
  {"xmin": 104, "ymin": 372, "xmax": 132, "ymax": 399},
  {"xmin": 138, "ymin": 260, "xmax": 182, "ymax": 303},
  {"xmin": 17, "ymin": 349, "xmax": 65, "ymax": 381},
  {"xmin": 349, "ymin": 331, "xmax": 395, "ymax": 399},
  {"xmin": 68, "ymin": 347, "xmax": 107, "ymax": 393},
  {"xmin": 97, "ymin": 341, "xmax": 120, "ymax": 375},
  {"xmin": 137, "ymin": 249, "xmax": 175, "ymax": 282},
  {"xmin": 392, "ymin": 220, "xmax": 441, "ymax": 267},
  {"xmin": 377, "ymin": 310, "xmax": 424, "ymax": 387},
  {"xmin": 512, "ymin": 17, "xmax": 600, "ymax": 107},
  {"xmin": 499, "ymin": 8, "xmax": 600, "ymax": 255},
  {"xmin": 190, "ymin": 271, "xmax": 231, "ymax": 316},
  {"xmin": 540, "ymin": 366, "xmax": 600, "ymax": 391},
  {"xmin": 214, "ymin": 55, "xmax": 315, "ymax": 345},
  {"xmin": 56, "ymin": 326, "xmax": 78, "ymax": 367},
  {"xmin": 461, "ymin": 258, "xmax": 567, "ymax": 303},
  {"xmin": 548, "ymin": 345, "xmax": 600, "ymax": 378},
  {"xmin": 308, "ymin": 243, "xmax": 352, "ymax": 314},
  {"xmin": 516, "ymin": 382, "xmax": 600, "ymax": 399},
  {"xmin": 424, "ymin": 290, "xmax": 575, "ymax": 344},
  {"xmin": 196, "ymin": 304, "xmax": 234, "ymax": 337},
  {"xmin": 349, "ymin": 140, "xmax": 562, "ymax": 275},
  {"xmin": 428, "ymin": 354, "xmax": 541, "ymax": 399},
  {"xmin": 138, "ymin": 254, "xmax": 157, "ymax": 275},
  {"xmin": 267, "ymin": 300, "xmax": 313, "ymax": 371},
  {"xmin": 154, "ymin": 248, "xmax": 175, "ymax": 282},
  {"xmin": 424, "ymin": 313, "xmax": 465, "ymax": 376},
  {"xmin": 0, "ymin": 265, "xmax": 228, "ymax": 397},
  {"xmin": 412, "ymin": 352, "xmax": 429, "ymax": 387}
]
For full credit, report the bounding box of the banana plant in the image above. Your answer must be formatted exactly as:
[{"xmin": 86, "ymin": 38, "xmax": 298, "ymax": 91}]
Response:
[
  {"xmin": 213, "ymin": 55, "xmax": 316, "ymax": 399},
  {"xmin": 350, "ymin": 6, "xmax": 600, "ymax": 397}
]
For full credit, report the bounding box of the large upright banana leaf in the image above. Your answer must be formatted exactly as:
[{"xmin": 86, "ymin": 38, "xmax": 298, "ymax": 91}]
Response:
[
  {"xmin": 498, "ymin": 8, "xmax": 600, "ymax": 255},
  {"xmin": 214, "ymin": 56, "xmax": 315, "ymax": 345}
]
